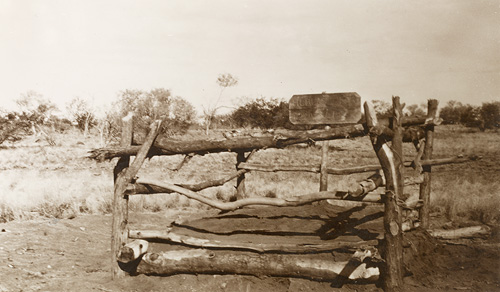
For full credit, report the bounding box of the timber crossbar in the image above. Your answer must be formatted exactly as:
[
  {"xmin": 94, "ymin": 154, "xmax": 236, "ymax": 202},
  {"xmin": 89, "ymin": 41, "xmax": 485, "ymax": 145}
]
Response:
[
  {"xmin": 93, "ymin": 98, "xmax": 480, "ymax": 291},
  {"xmin": 89, "ymin": 118, "xmax": 432, "ymax": 160}
]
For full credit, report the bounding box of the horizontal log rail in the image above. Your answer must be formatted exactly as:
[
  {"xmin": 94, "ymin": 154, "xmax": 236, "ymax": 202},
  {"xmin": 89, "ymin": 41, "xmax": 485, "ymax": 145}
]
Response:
[
  {"xmin": 135, "ymin": 249, "xmax": 380, "ymax": 281},
  {"xmin": 129, "ymin": 218, "xmax": 420, "ymax": 255},
  {"xmin": 357, "ymin": 115, "xmax": 441, "ymax": 127},
  {"xmin": 429, "ymin": 225, "xmax": 491, "ymax": 239},
  {"xmin": 129, "ymin": 229, "xmax": 379, "ymax": 253},
  {"xmin": 239, "ymin": 155, "xmax": 481, "ymax": 175},
  {"xmin": 88, "ymin": 123, "xmax": 429, "ymax": 160}
]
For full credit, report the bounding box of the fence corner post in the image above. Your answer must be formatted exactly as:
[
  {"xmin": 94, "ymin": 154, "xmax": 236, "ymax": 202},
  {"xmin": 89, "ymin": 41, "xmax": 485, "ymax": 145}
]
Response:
[
  {"xmin": 419, "ymin": 99, "xmax": 438, "ymax": 229},
  {"xmin": 111, "ymin": 112, "xmax": 133, "ymax": 279}
]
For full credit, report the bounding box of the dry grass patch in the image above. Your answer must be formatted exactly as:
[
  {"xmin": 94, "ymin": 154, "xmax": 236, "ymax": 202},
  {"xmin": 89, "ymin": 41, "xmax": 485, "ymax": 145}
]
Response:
[
  {"xmin": 431, "ymin": 172, "xmax": 500, "ymax": 224},
  {"xmin": 0, "ymin": 169, "xmax": 114, "ymax": 221}
]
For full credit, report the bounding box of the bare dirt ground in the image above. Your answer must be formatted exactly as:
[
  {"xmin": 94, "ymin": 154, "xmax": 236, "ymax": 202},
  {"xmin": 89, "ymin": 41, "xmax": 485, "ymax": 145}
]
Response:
[{"xmin": 1, "ymin": 203, "xmax": 499, "ymax": 292}]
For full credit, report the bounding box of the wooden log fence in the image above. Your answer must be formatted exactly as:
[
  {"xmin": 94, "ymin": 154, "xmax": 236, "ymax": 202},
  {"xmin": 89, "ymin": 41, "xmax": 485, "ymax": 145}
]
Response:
[{"xmin": 91, "ymin": 98, "xmax": 481, "ymax": 291}]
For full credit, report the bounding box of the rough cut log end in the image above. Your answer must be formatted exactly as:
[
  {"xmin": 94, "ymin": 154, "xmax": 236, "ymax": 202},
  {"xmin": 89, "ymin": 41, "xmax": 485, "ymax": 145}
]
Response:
[{"xmin": 118, "ymin": 240, "xmax": 149, "ymax": 263}]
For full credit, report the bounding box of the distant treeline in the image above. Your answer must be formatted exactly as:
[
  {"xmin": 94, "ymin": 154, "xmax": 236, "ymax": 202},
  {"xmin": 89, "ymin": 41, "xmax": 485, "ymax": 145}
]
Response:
[
  {"xmin": 438, "ymin": 101, "xmax": 500, "ymax": 130},
  {"xmin": 216, "ymin": 98, "xmax": 500, "ymax": 131},
  {"xmin": 1, "ymin": 89, "xmax": 499, "ymax": 146}
]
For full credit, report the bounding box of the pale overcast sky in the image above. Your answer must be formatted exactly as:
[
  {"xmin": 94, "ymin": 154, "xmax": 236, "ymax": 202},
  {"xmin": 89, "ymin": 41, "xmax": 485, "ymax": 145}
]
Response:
[{"xmin": 1, "ymin": 0, "xmax": 498, "ymax": 115}]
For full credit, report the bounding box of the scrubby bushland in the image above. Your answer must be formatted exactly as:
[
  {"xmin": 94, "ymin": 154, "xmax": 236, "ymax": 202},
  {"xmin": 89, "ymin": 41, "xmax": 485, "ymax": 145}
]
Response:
[
  {"xmin": 0, "ymin": 112, "xmax": 30, "ymax": 145},
  {"xmin": 0, "ymin": 91, "xmax": 65, "ymax": 145},
  {"xmin": 229, "ymin": 98, "xmax": 429, "ymax": 130},
  {"xmin": 230, "ymin": 98, "xmax": 292, "ymax": 129}
]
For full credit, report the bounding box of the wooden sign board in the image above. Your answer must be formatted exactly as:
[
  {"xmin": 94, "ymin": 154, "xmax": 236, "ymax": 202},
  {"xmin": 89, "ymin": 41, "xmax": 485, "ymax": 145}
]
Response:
[{"xmin": 289, "ymin": 92, "xmax": 362, "ymax": 125}]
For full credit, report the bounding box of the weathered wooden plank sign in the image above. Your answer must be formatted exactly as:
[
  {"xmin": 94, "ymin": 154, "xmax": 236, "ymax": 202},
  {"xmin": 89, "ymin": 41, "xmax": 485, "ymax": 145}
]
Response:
[{"xmin": 289, "ymin": 92, "xmax": 362, "ymax": 125}]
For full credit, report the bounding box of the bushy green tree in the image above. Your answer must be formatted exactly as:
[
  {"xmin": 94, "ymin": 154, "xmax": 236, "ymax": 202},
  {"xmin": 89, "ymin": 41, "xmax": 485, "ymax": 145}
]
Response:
[
  {"xmin": 480, "ymin": 101, "xmax": 500, "ymax": 130},
  {"xmin": 115, "ymin": 88, "xmax": 196, "ymax": 136},
  {"xmin": 66, "ymin": 97, "xmax": 96, "ymax": 136},
  {"xmin": 440, "ymin": 101, "xmax": 464, "ymax": 125},
  {"xmin": 460, "ymin": 104, "xmax": 482, "ymax": 128}
]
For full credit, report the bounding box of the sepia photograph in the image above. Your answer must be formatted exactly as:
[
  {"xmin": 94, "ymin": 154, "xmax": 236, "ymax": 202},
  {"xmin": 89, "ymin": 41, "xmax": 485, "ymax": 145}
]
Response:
[{"xmin": 0, "ymin": 1, "xmax": 499, "ymax": 291}]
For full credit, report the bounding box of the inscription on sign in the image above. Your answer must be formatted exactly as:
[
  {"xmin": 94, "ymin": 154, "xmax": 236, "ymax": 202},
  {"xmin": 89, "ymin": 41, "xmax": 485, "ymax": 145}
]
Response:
[{"xmin": 289, "ymin": 92, "xmax": 362, "ymax": 125}]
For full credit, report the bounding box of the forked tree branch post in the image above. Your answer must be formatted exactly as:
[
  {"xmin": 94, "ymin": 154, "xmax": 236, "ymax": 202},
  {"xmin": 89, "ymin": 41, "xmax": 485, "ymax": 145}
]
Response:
[
  {"xmin": 419, "ymin": 99, "xmax": 438, "ymax": 229},
  {"xmin": 111, "ymin": 112, "xmax": 133, "ymax": 279},
  {"xmin": 364, "ymin": 99, "xmax": 404, "ymax": 291}
]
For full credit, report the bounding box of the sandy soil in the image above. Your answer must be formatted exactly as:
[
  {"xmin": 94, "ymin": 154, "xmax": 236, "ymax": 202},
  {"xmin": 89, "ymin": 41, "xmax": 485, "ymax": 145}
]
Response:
[{"xmin": 1, "ymin": 204, "xmax": 499, "ymax": 292}]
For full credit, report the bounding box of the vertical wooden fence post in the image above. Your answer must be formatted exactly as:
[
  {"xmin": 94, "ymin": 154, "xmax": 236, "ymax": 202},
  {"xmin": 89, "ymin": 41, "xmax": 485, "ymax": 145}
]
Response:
[
  {"xmin": 364, "ymin": 98, "xmax": 404, "ymax": 291},
  {"xmin": 236, "ymin": 151, "xmax": 247, "ymax": 200},
  {"xmin": 419, "ymin": 99, "xmax": 438, "ymax": 229},
  {"xmin": 387, "ymin": 96, "xmax": 405, "ymax": 291},
  {"xmin": 320, "ymin": 140, "xmax": 329, "ymax": 191},
  {"xmin": 111, "ymin": 112, "xmax": 133, "ymax": 279}
]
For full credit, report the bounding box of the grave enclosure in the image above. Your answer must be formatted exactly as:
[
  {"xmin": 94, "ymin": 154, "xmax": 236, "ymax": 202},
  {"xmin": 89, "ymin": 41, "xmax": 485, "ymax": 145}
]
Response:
[{"xmin": 89, "ymin": 94, "xmax": 478, "ymax": 291}]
